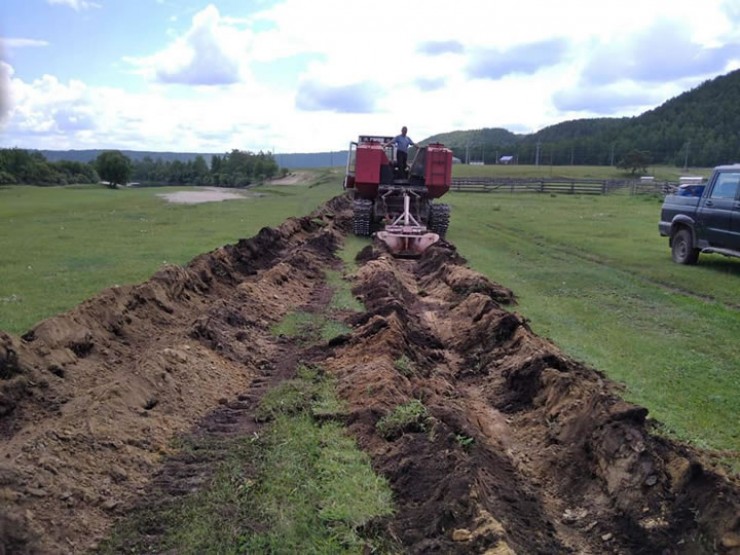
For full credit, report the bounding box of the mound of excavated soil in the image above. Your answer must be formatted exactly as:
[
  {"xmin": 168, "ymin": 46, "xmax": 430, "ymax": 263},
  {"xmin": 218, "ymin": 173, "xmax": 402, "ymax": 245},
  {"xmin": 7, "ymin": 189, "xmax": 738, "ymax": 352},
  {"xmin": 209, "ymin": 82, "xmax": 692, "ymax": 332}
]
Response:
[{"xmin": 0, "ymin": 195, "xmax": 738, "ymax": 554}]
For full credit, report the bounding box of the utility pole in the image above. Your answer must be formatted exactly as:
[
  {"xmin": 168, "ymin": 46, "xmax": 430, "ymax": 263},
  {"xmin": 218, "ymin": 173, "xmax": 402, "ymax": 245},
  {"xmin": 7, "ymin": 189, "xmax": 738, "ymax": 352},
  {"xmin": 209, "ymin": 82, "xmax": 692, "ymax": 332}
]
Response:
[
  {"xmin": 535, "ymin": 141, "xmax": 541, "ymax": 166},
  {"xmin": 683, "ymin": 141, "xmax": 690, "ymax": 170},
  {"xmin": 610, "ymin": 144, "xmax": 615, "ymax": 167}
]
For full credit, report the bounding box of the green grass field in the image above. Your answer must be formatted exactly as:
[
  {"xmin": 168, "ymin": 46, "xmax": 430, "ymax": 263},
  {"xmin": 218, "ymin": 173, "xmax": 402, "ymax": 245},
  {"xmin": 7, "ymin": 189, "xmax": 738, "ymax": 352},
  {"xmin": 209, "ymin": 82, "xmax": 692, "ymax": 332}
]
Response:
[
  {"xmin": 444, "ymin": 191, "xmax": 739, "ymax": 453},
  {"xmin": 0, "ymin": 171, "xmax": 340, "ymax": 332},
  {"xmin": 2, "ymin": 167, "xmax": 738, "ymax": 456}
]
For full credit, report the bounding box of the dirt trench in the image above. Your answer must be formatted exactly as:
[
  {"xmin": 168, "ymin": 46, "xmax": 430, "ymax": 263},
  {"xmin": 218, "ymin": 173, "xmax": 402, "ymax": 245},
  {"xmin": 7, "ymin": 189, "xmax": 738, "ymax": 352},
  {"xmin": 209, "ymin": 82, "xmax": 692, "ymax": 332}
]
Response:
[{"xmin": 0, "ymin": 195, "xmax": 738, "ymax": 554}]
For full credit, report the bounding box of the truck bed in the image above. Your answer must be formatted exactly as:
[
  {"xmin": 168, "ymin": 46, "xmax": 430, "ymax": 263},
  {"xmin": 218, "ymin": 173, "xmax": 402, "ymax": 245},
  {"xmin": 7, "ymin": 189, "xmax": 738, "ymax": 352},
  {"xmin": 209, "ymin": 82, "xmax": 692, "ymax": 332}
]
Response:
[{"xmin": 659, "ymin": 194, "xmax": 699, "ymax": 236}]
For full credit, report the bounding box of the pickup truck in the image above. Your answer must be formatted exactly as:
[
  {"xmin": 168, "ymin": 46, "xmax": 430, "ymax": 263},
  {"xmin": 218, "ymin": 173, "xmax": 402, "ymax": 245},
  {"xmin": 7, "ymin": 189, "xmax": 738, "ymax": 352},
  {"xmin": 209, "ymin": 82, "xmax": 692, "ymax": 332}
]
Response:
[{"xmin": 659, "ymin": 164, "xmax": 740, "ymax": 264}]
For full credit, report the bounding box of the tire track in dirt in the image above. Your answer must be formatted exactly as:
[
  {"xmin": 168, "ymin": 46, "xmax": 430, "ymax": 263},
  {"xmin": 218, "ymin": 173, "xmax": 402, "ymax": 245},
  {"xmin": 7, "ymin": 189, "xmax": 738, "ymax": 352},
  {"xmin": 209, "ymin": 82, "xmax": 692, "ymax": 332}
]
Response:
[
  {"xmin": 483, "ymin": 220, "xmax": 740, "ymax": 311},
  {"xmin": 0, "ymin": 194, "xmax": 738, "ymax": 554}
]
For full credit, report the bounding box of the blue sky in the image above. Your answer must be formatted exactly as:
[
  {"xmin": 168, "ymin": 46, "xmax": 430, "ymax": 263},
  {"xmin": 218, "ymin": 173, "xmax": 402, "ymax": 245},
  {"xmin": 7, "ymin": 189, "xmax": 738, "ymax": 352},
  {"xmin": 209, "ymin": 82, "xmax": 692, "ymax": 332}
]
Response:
[{"xmin": 1, "ymin": 0, "xmax": 739, "ymax": 153}]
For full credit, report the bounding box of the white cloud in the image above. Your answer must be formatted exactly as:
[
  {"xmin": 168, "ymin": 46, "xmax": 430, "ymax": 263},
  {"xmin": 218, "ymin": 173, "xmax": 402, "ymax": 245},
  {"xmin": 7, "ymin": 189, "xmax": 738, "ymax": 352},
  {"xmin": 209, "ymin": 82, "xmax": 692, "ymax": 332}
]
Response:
[
  {"xmin": 128, "ymin": 5, "xmax": 251, "ymax": 86},
  {"xmin": 552, "ymin": 84, "xmax": 669, "ymax": 116},
  {"xmin": 4, "ymin": 71, "xmax": 95, "ymax": 139},
  {"xmin": 47, "ymin": 0, "xmax": 101, "ymax": 11},
  {"xmin": 0, "ymin": 62, "xmax": 13, "ymax": 126},
  {"xmin": 468, "ymin": 39, "xmax": 571, "ymax": 80},
  {"xmin": 2, "ymin": 0, "xmax": 739, "ymax": 152},
  {"xmin": 0, "ymin": 38, "xmax": 50, "ymax": 49},
  {"xmin": 581, "ymin": 19, "xmax": 739, "ymax": 86},
  {"xmin": 296, "ymin": 81, "xmax": 380, "ymax": 113}
]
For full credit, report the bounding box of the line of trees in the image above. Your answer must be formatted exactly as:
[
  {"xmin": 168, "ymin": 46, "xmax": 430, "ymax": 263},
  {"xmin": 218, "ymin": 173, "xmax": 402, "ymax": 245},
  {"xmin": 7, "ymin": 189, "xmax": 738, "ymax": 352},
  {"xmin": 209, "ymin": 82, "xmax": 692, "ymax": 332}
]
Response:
[
  {"xmin": 131, "ymin": 149, "xmax": 281, "ymax": 187},
  {"xmin": 0, "ymin": 148, "xmax": 283, "ymax": 187},
  {"xmin": 0, "ymin": 148, "xmax": 100, "ymax": 185},
  {"xmin": 450, "ymin": 134, "xmax": 738, "ymax": 169}
]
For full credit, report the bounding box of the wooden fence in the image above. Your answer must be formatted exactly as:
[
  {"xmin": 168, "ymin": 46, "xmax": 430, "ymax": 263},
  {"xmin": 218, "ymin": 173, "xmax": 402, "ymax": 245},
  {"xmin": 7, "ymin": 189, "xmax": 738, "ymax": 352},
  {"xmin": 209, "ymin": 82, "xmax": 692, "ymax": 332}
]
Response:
[{"xmin": 449, "ymin": 177, "xmax": 677, "ymax": 195}]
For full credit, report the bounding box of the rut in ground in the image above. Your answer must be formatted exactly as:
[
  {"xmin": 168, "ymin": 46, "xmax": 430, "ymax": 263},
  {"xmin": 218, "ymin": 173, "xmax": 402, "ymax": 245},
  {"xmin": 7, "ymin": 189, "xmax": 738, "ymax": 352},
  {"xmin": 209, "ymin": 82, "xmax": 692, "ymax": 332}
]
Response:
[{"xmin": 0, "ymin": 195, "xmax": 737, "ymax": 554}]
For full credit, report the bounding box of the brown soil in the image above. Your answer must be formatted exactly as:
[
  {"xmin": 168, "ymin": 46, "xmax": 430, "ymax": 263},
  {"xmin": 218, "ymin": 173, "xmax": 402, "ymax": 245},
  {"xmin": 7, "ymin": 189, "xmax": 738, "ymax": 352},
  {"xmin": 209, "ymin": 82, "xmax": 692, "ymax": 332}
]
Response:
[{"xmin": 0, "ymin": 195, "xmax": 738, "ymax": 554}]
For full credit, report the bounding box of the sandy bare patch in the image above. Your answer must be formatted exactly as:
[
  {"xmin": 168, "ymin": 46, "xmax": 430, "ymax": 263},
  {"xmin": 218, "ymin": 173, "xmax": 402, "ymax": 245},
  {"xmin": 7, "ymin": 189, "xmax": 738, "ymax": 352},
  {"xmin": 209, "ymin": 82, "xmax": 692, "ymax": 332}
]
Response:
[
  {"xmin": 268, "ymin": 171, "xmax": 314, "ymax": 185},
  {"xmin": 157, "ymin": 187, "xmax": 249, "ymax": 204}
]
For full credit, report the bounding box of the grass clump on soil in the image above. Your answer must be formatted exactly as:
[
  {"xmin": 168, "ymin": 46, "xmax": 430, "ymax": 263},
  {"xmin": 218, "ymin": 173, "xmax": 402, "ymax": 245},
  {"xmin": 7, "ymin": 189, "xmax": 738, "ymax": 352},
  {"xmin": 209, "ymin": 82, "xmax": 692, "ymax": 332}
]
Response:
[
  {"xmin": 244, "ymin": 366, "xmax": 395, "ymax": 553},
  {"xmin": 376, "ymin": 399, "xmax": 429, "ymax": 440},
  {"xmin": 326, "ymin": 268, "xmax": 363, "ymax": 312},
  {"xmin": 393, "ymin": 354, "xmax": 416, "ymax": 377},
  {"xmin": 271, "ymin": 310, "xmax": 351, "ymax": 344},
  {"xmin": 271, "ymin": 265, "xmax": 361, "ymax": 344},
  {"xmin": 99, "ymin": 365, "xmax": 396, "ymax": 554},
  {"xmin": 255, "ymin": 364, "xmax": 345, "ymax": 422}
]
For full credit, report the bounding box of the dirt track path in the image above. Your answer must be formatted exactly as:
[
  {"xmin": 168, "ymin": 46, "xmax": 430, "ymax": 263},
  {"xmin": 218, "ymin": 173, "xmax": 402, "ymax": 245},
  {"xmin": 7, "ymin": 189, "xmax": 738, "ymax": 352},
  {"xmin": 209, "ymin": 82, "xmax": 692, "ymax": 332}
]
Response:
[
  {"xmin": 0, "ymin": 196, "xmax": 738, "ymax": 554},
  {"xmin": 483, "ymin": 219, "xmax": 740, "ymax": 312}
]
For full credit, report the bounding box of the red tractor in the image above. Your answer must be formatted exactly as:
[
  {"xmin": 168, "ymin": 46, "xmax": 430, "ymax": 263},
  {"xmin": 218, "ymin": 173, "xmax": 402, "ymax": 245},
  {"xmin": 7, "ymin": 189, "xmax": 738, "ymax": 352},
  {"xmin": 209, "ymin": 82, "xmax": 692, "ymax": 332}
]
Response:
[{"xmin": 343, "ymin": 135, "xmax": 453, "ymax": 256}]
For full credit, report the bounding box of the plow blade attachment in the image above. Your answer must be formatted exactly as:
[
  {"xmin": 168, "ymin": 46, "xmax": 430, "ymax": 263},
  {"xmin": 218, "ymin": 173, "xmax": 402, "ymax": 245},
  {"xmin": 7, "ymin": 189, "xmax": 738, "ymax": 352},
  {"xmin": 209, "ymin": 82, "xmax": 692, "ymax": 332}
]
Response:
[{"xmin": 376, "ymin": 227, "xmax": 440, "ymax": 258}]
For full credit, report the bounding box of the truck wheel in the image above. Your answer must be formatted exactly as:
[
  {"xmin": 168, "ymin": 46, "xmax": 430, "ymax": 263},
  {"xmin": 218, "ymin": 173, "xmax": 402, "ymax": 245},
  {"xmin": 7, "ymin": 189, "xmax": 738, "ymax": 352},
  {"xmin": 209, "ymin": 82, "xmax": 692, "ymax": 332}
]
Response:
[{"xmin": 672, "ymin": 228, "xmax": 699, "ymax": 265}]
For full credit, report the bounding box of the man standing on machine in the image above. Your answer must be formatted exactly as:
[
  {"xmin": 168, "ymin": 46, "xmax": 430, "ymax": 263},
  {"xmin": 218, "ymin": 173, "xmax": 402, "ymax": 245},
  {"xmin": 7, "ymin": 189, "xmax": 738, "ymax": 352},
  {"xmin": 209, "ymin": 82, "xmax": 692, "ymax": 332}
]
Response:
[{"xmin": 385, "ymin": 126, "xmax": 416, "ymax": 178}]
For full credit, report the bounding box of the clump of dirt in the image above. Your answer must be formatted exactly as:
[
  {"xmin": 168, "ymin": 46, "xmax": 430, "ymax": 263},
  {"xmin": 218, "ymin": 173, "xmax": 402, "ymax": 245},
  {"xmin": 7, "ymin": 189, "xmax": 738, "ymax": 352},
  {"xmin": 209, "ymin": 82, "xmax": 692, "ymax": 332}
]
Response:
[
  {"xmin": 326, "ymin": 241, "xmax": 739, "ymax": 554},
  {"xmin": 0, "ymin": 197, "xmax": 347, "ymax": 553},
  {"xmin": 0, "ymin": 193, "xmax": 738, "ymax": 554}
]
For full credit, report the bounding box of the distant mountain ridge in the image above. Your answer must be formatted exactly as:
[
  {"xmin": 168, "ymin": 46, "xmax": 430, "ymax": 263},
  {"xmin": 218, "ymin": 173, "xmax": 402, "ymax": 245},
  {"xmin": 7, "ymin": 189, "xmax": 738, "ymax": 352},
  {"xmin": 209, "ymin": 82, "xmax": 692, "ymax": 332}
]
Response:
[
  {"xmin": 32, "ymin": 68, "xmax": 740, "ymax": 169},
  {"xmin": 447, "ymin": 69, "xmax": 740, "ymax": 167},
  {"xmin": 39, "ymin": 149, "xmax": 214, "ymax": 164}
]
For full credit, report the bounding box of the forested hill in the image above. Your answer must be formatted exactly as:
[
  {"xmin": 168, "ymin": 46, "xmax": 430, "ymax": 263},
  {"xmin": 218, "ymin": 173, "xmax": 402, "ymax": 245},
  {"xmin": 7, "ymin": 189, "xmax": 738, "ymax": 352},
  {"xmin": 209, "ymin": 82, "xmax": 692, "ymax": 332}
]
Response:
[
  {"xmin": 425, "ymin": 68, "xmax": 740, "ymax": 167},
  {"xmin": 421, "ymin": 128, "xmax": 521, "ymax": 150}
]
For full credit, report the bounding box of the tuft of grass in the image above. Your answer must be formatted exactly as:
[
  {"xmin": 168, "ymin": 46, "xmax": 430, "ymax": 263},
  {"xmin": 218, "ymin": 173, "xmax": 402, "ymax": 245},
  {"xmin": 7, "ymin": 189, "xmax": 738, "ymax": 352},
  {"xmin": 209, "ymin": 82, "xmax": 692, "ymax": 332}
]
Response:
[
  {"xmin": 271, "ymin": 310, "xmax": 319, "ymax": 339},
  {"xmin": 393, "ymin": 354, "xmax": 416, "ymax": 377},
  {"xmin": 337, "ymin": 235, "xmax": 370, "ymax": 271},
  {"xmin": 271, "ymin": 310, "xmax": 351, "ymax": 345},
  {"xmin": 256, "ymin": 364, "xmax": 343, "ymax": 422},
  {"xmin": 271, "ymin": 265, "xmax": 360, "ymax": 345},
  {"xmin": 376, "ymin": 399, "xmax": 429, "ymax": 440},
  {"xmin": 242, "ymin": 415, "xmax": 394, "ymax": 553},
  {"xmin": 244, "ymin": 367, "xmax": 395, "ymax": 552},
  {"xmin": 326, "ymin": 269, "xmax": 364, "ymax": 312},
  {"xmin": 99, "ymin": 366, "xmax": 396, "ymax": 554},
  {"xmin": 455, "ymin": 434, "xmax": 475, "ymax": 450}
]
